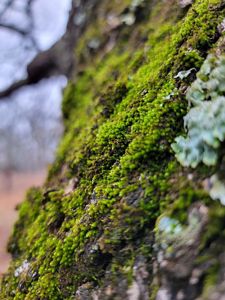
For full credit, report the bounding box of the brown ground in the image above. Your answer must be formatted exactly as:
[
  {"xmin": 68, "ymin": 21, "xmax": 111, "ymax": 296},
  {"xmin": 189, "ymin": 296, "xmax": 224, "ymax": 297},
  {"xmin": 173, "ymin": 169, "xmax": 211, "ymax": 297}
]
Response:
[{"xmin": 0, "ymin": 170, "xmax": 46, "ymax": 275}]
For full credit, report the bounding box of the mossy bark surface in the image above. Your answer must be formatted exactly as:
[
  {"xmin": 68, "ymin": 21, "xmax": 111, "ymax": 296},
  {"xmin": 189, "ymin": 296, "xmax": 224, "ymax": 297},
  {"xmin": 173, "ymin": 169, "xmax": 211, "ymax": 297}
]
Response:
[{"xmin": 1, "ymin": 0, "xmax": 225, "ymax": 299}]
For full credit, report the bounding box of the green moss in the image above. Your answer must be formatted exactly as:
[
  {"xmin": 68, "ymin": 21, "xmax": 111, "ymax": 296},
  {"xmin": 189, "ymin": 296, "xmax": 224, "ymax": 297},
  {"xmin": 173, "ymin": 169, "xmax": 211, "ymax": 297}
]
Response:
[{"xmin": 1, "ymin": 0, "xmax": 225, "ymax": 298}]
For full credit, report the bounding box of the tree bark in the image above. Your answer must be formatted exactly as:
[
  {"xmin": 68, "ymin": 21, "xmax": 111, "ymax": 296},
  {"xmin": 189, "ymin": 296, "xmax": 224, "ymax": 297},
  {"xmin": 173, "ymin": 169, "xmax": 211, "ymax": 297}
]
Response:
[{"xmin": 1, "ymin": 1, "xmax": 225, "ymax": 299}]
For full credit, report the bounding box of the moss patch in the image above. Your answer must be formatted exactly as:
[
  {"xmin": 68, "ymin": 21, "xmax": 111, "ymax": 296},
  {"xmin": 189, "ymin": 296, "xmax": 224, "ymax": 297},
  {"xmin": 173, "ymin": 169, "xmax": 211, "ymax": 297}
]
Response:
[{"xmin": 1, "ymin": 0, "xmax": 225, "ymax": 298}]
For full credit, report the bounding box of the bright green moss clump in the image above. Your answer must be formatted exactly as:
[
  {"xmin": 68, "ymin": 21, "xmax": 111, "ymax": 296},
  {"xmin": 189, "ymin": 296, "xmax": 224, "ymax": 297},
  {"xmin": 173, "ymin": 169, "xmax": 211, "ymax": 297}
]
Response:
[{"xmin": 1, "ymin": 0, "xmax": 225, "ymax": 299}]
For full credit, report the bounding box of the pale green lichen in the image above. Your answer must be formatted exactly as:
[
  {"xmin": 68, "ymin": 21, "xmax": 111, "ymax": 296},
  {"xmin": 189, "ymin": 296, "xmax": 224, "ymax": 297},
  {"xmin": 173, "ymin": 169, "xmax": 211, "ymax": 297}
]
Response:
[
  {"xmin": 172, "ymin": 54, "xmax": 225, "ymax": 168},
  {"xmin": 156, "ymin": 212, "xmax": 204, "ymax": 250},
  {"xmin": 209, "ymin": 174, "xmax": 225, "ymax": 205}
]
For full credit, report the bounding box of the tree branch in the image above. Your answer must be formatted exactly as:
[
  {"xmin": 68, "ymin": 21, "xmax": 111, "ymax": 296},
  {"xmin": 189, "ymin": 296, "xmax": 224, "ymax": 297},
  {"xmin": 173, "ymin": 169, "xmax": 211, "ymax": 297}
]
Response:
[
  {"xmin": 0, "ymin": 23, "xmax": 28, "ymax": 36},
  {"xmin": 0, "ymin": 79, "xmax": 28, "ymax": 99},
  {"xmin": 0, "ymin": 0, "xmax": 15, "ymax": 19}
]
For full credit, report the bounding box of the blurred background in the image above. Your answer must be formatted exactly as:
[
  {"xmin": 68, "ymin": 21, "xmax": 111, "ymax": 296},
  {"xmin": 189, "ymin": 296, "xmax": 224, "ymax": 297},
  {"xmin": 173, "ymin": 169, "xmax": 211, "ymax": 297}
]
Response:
[{"xmin": 0, "ymin": 0, "xmax": 71, "ymax": 274}]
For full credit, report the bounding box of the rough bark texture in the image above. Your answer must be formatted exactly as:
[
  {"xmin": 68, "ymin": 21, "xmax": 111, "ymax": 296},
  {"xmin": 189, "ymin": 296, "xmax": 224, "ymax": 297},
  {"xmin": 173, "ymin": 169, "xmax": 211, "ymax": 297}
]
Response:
[{"xmin": 1, "ymin": 0, "xmax": 225, "ymax": 299}]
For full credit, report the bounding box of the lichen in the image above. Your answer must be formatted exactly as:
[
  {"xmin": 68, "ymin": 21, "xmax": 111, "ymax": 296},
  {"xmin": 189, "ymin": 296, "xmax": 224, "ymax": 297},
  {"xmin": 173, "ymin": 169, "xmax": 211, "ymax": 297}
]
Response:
[
  {"xmin": 172, "ymin": 54, "xmax": 225, "ymax": 168},
  {"xmin": 172, "ymin": 53, "xmax": 225, "ymax": 206}
]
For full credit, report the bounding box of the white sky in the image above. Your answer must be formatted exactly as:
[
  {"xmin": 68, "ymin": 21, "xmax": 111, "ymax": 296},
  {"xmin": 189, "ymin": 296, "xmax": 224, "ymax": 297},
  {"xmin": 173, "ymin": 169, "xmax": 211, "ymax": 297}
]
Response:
[
  {"xmin": 0, "ymin": 0, "xmax": 71, "ymax": 89},
  {"xmin": 0, "ymin": 0, "xmax": 71, "ymax": 171}
]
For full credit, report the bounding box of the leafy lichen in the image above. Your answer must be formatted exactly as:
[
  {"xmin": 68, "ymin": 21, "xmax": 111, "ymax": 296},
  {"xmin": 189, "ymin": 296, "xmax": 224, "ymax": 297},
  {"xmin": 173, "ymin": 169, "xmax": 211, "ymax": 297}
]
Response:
[{"xmin": 172, "ymin": 54, "xmax": 225, "ymax": 168}]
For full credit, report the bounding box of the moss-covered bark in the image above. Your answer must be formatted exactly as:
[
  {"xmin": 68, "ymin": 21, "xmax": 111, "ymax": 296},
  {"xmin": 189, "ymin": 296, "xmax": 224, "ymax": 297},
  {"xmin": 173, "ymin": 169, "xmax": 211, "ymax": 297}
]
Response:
[{"xmin": 1, "ymin": 0, "xmax": 225, "ymax": 299}]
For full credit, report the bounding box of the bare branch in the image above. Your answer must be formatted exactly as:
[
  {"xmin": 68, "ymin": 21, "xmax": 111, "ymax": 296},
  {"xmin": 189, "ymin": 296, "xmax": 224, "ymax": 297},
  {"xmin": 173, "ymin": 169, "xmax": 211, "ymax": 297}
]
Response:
[
  {"xmin": 0, "ymin": 0, "xmax": 15, "ymax": 19},
  {"xmin": 0, "ymin": 22, "xmax": 40, "ymax": 50},
  {"xmin": 0, "ymin": 23, "xmax": 28, "ymax": 36},
  {"xmin": 0, "ymin": 0, "xmax": 79, "ymax": 100},
  {"xmin": 0, "ymin": 45, "xmax": 58, "ymax": 100},
  {"xmin": 24, "ymin": 0, "xmax": 40, "ymax": 50},
  {"xmin": 25, "ymin": 0, "xmax": 35, "ymax": 28},
  {"xmin": 29, "ymin": 35, "xmax": 40, "ymax": 51},
  {"xmin": 0, "ymin": 79, "xmax": 28, "ymax": 99}
]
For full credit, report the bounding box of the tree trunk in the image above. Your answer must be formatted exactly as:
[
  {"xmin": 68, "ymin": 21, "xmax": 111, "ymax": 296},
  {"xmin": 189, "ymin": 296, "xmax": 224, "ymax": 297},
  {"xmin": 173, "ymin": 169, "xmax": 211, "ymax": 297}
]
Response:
[{"xmin": 1, "ymin": 1, "xmax": 225, "ymax": 299}]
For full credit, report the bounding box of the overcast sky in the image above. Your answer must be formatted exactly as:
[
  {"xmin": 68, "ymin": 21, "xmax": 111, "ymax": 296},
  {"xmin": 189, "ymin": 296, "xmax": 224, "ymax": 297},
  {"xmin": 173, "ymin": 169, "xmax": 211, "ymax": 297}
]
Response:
[
  {"xmin": 0, "ymin": 0, "xmax": 71, "ymax": 171},
  {"xmin": 0, "ymin": 0, "xmax": 71, "ymax": 89}
]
